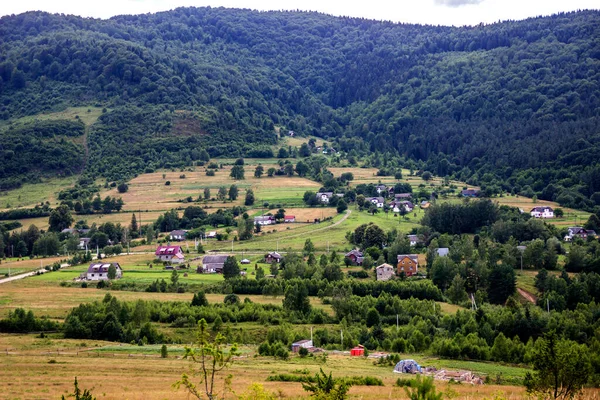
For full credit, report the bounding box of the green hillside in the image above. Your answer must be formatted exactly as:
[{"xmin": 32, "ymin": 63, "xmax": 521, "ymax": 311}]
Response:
[{"xmin": 0, "ymin": 8, "xmax": 600, "ymax": 210}]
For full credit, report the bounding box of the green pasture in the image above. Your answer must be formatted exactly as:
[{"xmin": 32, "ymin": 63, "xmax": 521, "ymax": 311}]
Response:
[{"xmin": 0, "ymin": 176, "xmax": 77, "ymax": 209}]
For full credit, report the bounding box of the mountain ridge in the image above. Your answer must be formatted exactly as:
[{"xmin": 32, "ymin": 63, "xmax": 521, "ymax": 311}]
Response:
[{"xmin": 0, "ymin": 7, "xmax": 599, "ymax": 210}]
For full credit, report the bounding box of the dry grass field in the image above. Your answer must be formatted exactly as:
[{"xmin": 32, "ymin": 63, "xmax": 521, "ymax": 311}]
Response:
[
  {"xmin": 494, "ymin": 195, "xmax": 590, "ymax": 228},
  {"xmin": 100, "ymin": 168, "xmax": 321, "ymax": 214},
  {"xmin": 0, "ymin": 279, "xmax": 332, "ymax": 319},
  {"xmin": 0, "ymin": 332, "xmax": 542, "ymax": 400}
]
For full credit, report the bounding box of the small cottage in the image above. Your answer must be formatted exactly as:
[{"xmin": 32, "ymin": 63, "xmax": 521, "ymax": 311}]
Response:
[
  {"xmin": 265, "ymin": 252, "xmax": 282, "ymax": 263},
  {"xmin": 291, "ymin": 339, "xmax": 313, "ymax": 353},
  {"xmin": 284, "ymin": 215, "xmax": 296, "ymax": 223},
  {"xmin": 345, "ymin": 249, "xmax": 364, "ymax": 265}
]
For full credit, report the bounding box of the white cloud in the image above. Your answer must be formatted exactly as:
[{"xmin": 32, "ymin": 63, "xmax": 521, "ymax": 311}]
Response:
[{"xmin": 434, "ymin": 0, "xmax": 485, "ymax": 8}]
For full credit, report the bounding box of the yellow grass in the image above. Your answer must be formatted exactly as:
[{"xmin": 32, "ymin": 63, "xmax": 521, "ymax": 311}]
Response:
[
  {"xmin": 100, "ymin": 168, "xmax": 321, "ymax": 213},
  {"xmin": 0, "ymin": 332, "xmax": 540, "ymax": 400},
  {"xmin": 0, "ymin": 279, "xmax": 331, "ymax": 319},
  {"xmin": 494, "ymin": 195, "xmax": 590, "ymax": 228}
]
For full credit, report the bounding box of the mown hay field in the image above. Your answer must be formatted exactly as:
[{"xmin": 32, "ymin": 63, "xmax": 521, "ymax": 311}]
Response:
[{"xmin": 0, "ymin": 333, "xmax": 542, "ymax": 400}]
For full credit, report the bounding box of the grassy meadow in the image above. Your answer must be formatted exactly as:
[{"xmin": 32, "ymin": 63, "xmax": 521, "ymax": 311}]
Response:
[{"xmin": 0, "ymin": 332, "xmax": 541, "ymax": 400}]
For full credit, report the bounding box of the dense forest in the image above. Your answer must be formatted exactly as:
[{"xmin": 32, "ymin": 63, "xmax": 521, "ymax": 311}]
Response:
[{"xmin": 1, "ymin": 8, "xmax": 600, "ymax": 209}]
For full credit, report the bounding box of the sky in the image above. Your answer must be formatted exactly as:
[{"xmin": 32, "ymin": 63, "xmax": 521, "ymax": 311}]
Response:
[{"xmin": 0, "ymin": 0, "xmax": 598, "ymax": 26}]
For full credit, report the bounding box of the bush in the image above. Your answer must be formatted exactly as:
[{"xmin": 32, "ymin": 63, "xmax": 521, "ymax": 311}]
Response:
[{"xmin": 299, "ymin": 347, "xmax": 309, "ymax": 357}]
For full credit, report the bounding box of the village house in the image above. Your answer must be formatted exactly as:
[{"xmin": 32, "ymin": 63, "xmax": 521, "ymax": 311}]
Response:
[
  {"xmin": 169, "ymin": 230, "xmax": 187, "ymax": 241},
  {"xmin": 78, "ymin": 237, "xmax": 91, "ymax": 250},
  {"xmin": 367, "ymin": 197, "xmax": 385, "ymax": 208},
  {"xmin": 265, "ymin": 251, "xmax": 282, "ymax": 263},
  {"xmin": 564, "ymin": 227, "xmax": 597, "ymax": 241},
  {"xmin": 420, "ymin": 201, "xmax": 430, "ymax": 209},
  {"xmin": 397, "ymin": 254, "xmax": 418, "ymax": 277},
  {"xmin": 531, "ymin": 206, "xmax": 554, "ymax": 218},
  {"xmin": 407, "ymin": 234, "xmax": 423, "ymax": 247},
  {"xmin": 316, "ymin": 192, "xmax": 334, "ymax": 204},
  {"xmin": 199, "ymin": 254, "xmax": 229, "ymax": 273},
  {"xmin": 345, "ymin": 249, "xmax": 364, "ymax": 265},
  {"xmin": 254, "ymin": 215, "xmax": 276, "ymax": 225},
  {"xmin": 461, "ymin": 189, "xmax": 480, "ymax": 197},
  {"xmin": 155, "ymin": 245, "xmax": 185, "ymax": 264},
  {"xmin": 376, "ymin": 263, "xmax": 395, "ymax": 281},
  {"xmin": 392, "ymin": 200, "xmax": 414, "ymax": 213},
  {"xmin": 206, "ymin": 231, "xmax": 217, "ymax": 239},
  {"xmin": 376, "ymin": 184, "xmax": 387, "ymax": 194},
  {"xmin": 284, "ymin": 215, "xmax": 296, "ymax": 223},
  {"xmin": 395, "ymin": 193, "xmax": 412, "ymax": 200},
  {"xmin": 85, "ymin": 262, "xmax": 122, "ymax": 281}
]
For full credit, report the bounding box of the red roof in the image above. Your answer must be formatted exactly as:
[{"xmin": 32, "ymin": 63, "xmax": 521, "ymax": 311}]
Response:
[
  {"xmin": 284, "ymin": 215, "xmax": 295, "ymax": 219},
  {"xmin": 155, "ymin": 245, "xmax": 183, "ymax": 256}
]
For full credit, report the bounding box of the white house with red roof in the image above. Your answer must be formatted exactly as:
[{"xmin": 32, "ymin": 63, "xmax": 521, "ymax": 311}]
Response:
[
  {"xmin": 284, "ymin": 215, "xmax": 296, "ymax": 223},
  {"xmin": 155, "ymin": 245, "xmax": 185, "ymax": 264}
]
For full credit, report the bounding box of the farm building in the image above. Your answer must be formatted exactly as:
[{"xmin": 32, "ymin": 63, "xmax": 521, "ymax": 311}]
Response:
[
  {"xmin": 155, "ymin": 245, "xmax": 185, "ymax": 264},
  {"xmin": 284, "ymin": 215, "xmax": 296, "ymax": 223},
  {"xmin": 169, "ymin": 230, "xmax": 187, "ymax": 241},
  {"xmin": 291, "ymin": 339, "xmax": 313, "ymax": 352},
  {"xmin": 254, "ymin": 216, "xmax": 275, "ymax": 225},
  {"xmin": 85, "ymin": 262, "xmax": 122, "ymax": 281},
  {"xmin": 394, "ymin": 193, "xmax": 412, "ymax": 200},
  {"xmin": 265, "ymin": 252, "xmax": 282, "ymax": 263},
  {"xmin": 200, "ymin": 255, "xmax": 229, "ymax": 273},
  {"xmin": 350, "ymin": 345, "xmax": 365, "ymax": 356}
]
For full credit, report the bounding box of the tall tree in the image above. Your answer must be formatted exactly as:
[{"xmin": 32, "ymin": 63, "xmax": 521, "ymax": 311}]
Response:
[
  {"xmin": 222, "ymin": 256, "xmax": 240, "ymax": 279},
  {"xmin": 48, "ymin": 205, "xmax": 74, "ymax": 232},
  {"xmin": 230, "ymin": 165, "xmax": 245, "ymax": 180}
]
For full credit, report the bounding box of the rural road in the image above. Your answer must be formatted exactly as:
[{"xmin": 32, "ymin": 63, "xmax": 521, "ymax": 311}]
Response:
[
  {"xmin": 0, "ymin": 269, "xmax": 46, "ymax": 285},
  {"xmin": 517, "ymin": 288, "xmax": 537, "ymax": 304}
]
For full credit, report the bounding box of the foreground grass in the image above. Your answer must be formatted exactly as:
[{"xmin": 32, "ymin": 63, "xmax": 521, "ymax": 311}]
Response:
[{"xmin": 0, "ymin": 333, "xmax": 539, "ymax": 399}]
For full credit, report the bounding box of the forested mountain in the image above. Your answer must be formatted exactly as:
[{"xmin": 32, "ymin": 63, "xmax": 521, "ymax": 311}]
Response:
[{"xmin": 1, "ymin": 8, "xmax": 599, "ymax": 209}]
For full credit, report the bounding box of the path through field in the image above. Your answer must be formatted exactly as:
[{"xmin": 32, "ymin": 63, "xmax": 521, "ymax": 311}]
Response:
[
  {"xmin": 517, "ymin": 288, "xmax": 536, "ymax": 304},
  {"xmin": 0, "ymin": 269, "xmax": 46, "ymax": 285}
]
